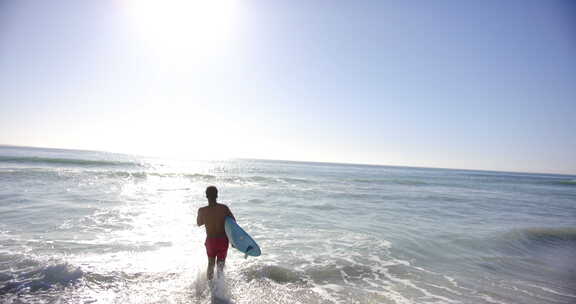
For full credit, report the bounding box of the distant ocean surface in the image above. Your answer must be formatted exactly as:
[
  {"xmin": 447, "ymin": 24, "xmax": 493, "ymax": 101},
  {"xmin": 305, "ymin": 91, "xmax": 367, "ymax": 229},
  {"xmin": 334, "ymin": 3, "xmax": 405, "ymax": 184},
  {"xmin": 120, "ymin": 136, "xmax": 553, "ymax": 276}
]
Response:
[{"xmin": 1, "ymin": 146, "xmax": 575, "ymax": 304}]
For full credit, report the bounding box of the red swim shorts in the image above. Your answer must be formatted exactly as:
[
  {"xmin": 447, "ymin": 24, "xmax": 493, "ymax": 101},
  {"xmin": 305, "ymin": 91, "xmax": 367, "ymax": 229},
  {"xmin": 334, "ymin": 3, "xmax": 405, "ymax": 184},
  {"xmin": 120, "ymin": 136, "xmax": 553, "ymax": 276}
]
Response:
[{"xmin": 205, "ymin": 236, "xmax": 229, "ymax": 260}]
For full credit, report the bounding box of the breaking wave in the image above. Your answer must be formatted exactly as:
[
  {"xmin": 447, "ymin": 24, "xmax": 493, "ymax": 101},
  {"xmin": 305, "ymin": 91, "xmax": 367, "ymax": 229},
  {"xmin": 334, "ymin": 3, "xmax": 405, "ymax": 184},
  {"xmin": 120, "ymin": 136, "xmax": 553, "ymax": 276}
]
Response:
[
  {"xmin": 510, "ymin": 227, "xmax": 576, "ymax": 246},
  {"xmin": 0, "ymin": 257, "xmax": 83, "ymax": 294},
  {"xmin": 0, "ymin": 156, "xmax": 143, "ymax": 168}
]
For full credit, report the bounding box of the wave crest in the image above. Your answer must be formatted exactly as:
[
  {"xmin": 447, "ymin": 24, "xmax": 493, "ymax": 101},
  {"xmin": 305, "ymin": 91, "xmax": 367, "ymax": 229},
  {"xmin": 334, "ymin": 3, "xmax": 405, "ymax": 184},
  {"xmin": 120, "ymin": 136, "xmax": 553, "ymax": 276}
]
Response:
[
  {"xmin": 0, "ymin": 260, "xmax": 83, "ymax": 294},
  {"xmin": 516, "ymin": 227, "xmax": 576, "ymax": 243},
  {"xmin": 0, "ymin": 156, "xmax": 143, "ymax": 168}
]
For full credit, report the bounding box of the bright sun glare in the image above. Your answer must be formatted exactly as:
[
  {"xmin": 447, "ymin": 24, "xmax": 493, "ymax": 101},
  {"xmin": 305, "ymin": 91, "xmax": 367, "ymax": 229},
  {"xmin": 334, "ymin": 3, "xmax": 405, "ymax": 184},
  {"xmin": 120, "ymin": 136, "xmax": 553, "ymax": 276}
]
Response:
[
  {"xmin": 117, "ymin": 0, "xmax": 243, "ymax": 160},
  {"xmin": 122, "ymin": 0, "xmax": 240, "ymax": 63}
]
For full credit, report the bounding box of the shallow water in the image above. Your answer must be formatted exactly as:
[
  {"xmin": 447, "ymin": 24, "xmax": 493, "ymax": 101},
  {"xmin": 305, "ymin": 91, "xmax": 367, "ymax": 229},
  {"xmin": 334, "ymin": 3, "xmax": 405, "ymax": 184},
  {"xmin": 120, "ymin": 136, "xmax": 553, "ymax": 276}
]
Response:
[{"xmin": 1, "ymin": 146, "xmax": 575, "ymax": 303}]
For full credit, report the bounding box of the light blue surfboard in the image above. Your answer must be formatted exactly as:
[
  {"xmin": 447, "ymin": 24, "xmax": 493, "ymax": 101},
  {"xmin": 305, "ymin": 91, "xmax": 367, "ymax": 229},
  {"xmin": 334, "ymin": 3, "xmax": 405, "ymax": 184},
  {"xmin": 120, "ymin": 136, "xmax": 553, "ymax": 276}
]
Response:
[{"xmin": 224, "ymin": 217, "xmax": 261, "ymax": 258}]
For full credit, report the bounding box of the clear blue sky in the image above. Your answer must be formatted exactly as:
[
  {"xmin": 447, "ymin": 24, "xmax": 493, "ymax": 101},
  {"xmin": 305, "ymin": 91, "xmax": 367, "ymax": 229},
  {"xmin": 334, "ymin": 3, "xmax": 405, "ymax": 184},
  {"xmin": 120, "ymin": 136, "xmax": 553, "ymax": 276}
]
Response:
[{"xmin": 1, "ymin": 0, "xmax": 575, "ymax": 174}]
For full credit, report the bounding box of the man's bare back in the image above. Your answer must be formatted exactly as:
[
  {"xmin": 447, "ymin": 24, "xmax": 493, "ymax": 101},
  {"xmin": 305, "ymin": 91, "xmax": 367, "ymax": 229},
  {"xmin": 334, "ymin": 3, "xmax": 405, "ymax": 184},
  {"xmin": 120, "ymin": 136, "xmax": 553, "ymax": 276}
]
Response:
[{"xmin": 197, "ymin": 203, "xmax": 234, "ymax": 238}]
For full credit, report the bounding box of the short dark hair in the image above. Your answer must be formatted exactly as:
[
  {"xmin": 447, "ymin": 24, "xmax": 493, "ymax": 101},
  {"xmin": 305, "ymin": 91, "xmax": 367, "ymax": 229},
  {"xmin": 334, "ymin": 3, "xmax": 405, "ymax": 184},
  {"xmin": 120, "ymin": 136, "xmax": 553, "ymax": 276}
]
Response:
[{"xmin": 206, "ymin": 186, "xmax": 218, "ymax": 199}]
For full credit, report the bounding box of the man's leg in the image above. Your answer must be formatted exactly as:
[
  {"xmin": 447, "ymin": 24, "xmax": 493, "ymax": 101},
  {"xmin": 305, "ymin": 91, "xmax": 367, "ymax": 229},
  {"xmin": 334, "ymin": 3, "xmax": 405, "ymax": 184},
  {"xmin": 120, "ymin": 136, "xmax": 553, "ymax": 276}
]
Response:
[
  {"xmin": 207, "ymin": 257, "xmax": 216, "ymax": 280},
  {"xmin": 216, "ymin": 259, "xmax": 225, "ymax": 278}
]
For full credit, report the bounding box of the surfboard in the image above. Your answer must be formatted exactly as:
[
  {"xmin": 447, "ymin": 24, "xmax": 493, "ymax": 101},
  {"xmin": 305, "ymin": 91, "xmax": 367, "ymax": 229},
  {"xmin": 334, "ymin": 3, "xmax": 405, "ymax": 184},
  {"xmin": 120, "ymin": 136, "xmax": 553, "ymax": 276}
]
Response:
[{"xmin": 224, "ymin": 217, "xmax": 261, "ymax": 257}]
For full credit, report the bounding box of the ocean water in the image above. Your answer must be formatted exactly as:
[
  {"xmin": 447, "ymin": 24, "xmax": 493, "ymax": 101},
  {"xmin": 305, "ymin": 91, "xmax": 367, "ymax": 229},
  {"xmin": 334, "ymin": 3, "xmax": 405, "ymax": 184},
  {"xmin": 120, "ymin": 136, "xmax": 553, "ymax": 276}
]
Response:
[{"xmin": 0, "ymin": 146, "xmax": 575, "ymax": 304}]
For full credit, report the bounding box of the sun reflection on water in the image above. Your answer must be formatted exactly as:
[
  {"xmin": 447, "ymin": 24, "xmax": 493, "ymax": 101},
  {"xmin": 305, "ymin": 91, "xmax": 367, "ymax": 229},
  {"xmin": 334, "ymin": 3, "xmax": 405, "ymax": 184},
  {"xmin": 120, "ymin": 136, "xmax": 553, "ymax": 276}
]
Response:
[{"xmin": 65, "ymin": 161, "xmax": 217, "ymax": 302}]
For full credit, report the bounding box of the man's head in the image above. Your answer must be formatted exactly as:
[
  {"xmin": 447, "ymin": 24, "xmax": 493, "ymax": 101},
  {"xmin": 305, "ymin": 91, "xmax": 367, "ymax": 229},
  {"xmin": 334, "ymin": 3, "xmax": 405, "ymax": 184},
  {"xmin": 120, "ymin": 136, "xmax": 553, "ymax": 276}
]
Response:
[{"xmin": 206, "ymin": 186, "xmax": 218, "ymax": 202}]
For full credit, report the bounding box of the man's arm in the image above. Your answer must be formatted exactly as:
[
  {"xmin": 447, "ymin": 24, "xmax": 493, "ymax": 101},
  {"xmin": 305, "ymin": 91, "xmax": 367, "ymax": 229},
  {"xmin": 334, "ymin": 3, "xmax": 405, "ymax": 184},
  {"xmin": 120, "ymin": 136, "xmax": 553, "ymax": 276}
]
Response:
[
  {"xmin": 197, "ymin": 208, "xmax": 204, "ymax": 226},
  {"xmin": 225, "ymin": 206, "xmax": 235, "ymax": 221}
]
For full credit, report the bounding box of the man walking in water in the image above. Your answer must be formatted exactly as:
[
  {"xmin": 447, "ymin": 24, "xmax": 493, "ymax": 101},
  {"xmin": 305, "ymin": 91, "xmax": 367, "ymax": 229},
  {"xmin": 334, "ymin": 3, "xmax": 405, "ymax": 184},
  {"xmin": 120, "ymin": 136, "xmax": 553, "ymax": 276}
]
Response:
[{"xmin": 197, "ymin": 186, "xmax": 235, "ymax": 280}]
